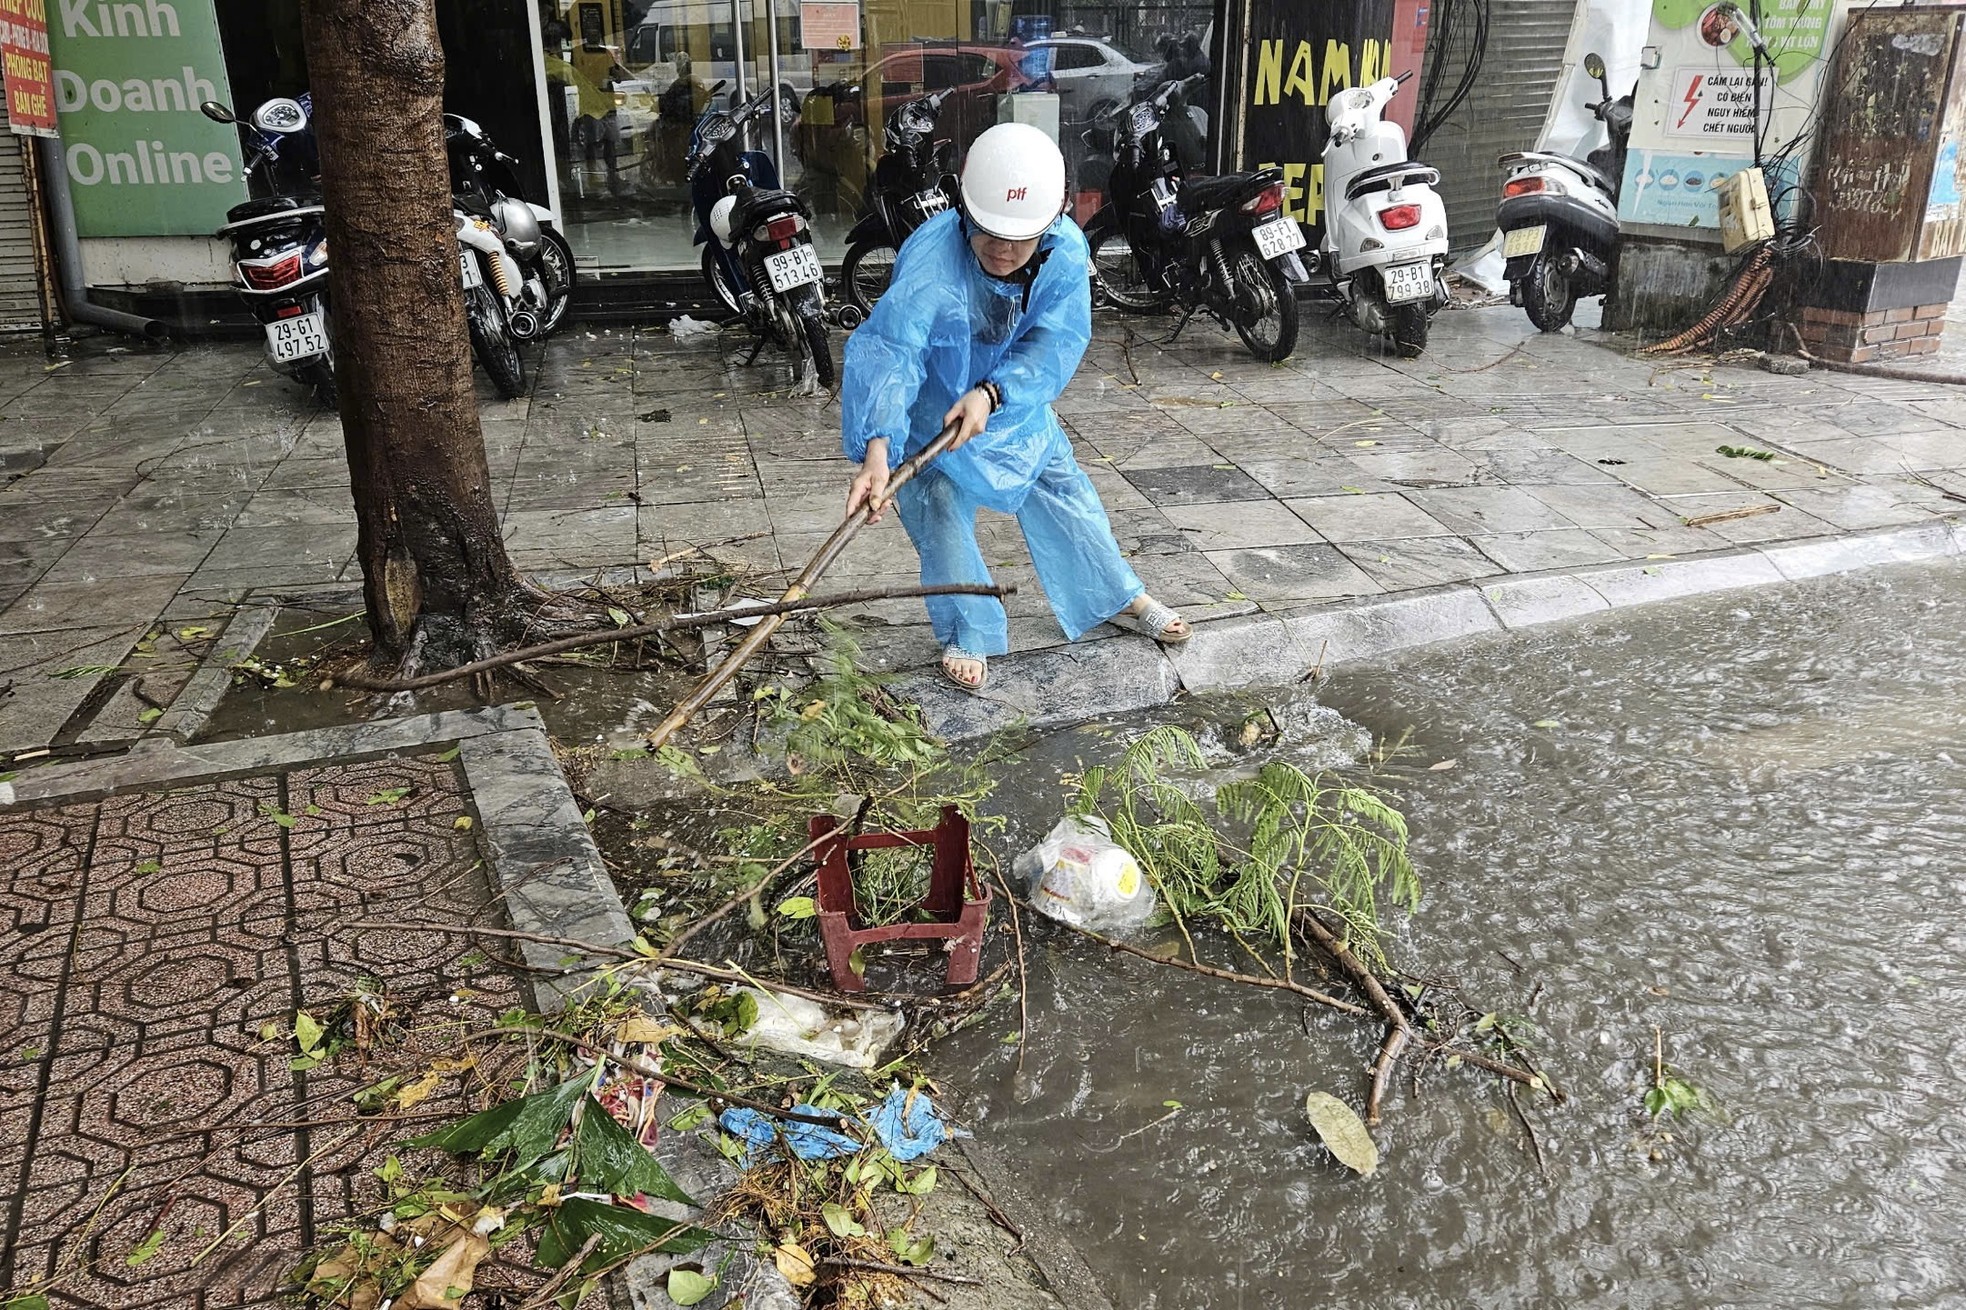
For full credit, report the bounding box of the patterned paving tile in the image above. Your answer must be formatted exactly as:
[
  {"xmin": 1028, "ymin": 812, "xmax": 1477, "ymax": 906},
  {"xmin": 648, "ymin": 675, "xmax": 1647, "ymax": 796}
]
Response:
[{"xmin": 0, "ymin": 753, "xmax": 529, "ymax": 1308}]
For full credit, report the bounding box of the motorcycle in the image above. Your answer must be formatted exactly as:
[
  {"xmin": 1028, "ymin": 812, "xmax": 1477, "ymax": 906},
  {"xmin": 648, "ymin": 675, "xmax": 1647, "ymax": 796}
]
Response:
[
  {"xmin": 201, "ymin": 95, "xmax": 336, "ymax": 407},
  {"xmin": 446, "ymin": 113, "xmax": 576, "ymax": 339},
  {"xmin": 1082, "ymin": 73, "xmax": 1306, "ymax": 363},
  {"xmin": 1497, "ymin": 52, "xmax": 1634, "ymax": 332},
  {"xmin": 1318, "ymin": 70, "xmax": 1449, "ymax": 358},
  {"xmin": 689, "ymin": 82, "xmax": 835, "ymax": 388},
  {"xmin": 838, "ymin": 88, "xmax": 956, "ymax": 316}
]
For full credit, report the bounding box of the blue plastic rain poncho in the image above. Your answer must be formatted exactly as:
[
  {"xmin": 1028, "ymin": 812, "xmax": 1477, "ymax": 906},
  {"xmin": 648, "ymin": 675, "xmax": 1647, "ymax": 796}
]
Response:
[{"xmin": 842, "ymin": 209, "xmax": 1143, "ymax": 656}]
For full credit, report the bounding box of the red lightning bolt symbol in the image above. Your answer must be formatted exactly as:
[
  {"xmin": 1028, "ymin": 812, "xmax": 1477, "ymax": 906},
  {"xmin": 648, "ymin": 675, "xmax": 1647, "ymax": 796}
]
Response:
[{"xmin": 1676, "ymin": 74, "xmax": 1702, "ymax": 130}]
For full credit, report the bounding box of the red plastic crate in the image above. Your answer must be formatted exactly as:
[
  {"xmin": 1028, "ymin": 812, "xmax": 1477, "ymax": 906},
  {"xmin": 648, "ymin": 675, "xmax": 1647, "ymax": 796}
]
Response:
[{"xmin": 808, "ymin": 805, "xmax": 991, "ymax": 993}]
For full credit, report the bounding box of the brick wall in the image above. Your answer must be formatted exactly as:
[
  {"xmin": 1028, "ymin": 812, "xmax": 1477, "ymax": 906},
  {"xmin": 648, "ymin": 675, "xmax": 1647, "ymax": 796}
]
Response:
[{"xmin": 1797, "ymin": 303, "xmax": 1947, "ymax": 364}]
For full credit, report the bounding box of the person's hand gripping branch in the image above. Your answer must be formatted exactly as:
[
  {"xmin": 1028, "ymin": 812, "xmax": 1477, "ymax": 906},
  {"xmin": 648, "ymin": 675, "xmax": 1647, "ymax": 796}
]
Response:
[
  {"xmin": 846, "ymin": 437, "xmax": 892, "ymax": 522},
  {"xmin": 943, "ymin": 382, "xmax": 996, "ymax": 449}
]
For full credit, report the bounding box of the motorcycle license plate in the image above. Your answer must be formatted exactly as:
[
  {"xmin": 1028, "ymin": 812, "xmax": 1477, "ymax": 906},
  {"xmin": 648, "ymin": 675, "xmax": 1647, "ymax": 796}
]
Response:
[
  {"xmin": 1502, "ymin": 225, "xmax": 1547, "ymax": 258},
  {"xmin": 459, "ymin": 249, "xmax": 483, "ymax": 288},
  {"xmin": 764, "ymin": 243, "xmax": 822, "ymax": 293},
  {"xmin": 1252, "ymin": 217, "xmax": 1306, "ymax": 259},
  {"xmin": 265, "ymin": 310, "xmax": 329, "ymax": 363},
  {"xmin": 1383, "ymin": 261, "xmax": 1434, "ymax": 305}
]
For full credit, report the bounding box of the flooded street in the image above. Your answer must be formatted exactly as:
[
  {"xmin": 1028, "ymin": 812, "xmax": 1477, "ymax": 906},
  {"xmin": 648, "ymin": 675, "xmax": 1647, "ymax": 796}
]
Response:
[{"xmin": 942, "ymin": 559, "xmax": 1966, "ymax": 1309}]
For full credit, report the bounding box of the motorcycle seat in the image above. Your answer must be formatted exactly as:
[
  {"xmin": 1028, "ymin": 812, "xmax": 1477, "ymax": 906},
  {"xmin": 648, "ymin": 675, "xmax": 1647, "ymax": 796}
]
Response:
[
  {"xmin": 223, "ymin": 194, "xmax": 318, "ymax": 226},
  {"xmin": 1179, "ymin": 173, "xmax": 1262, "ymax": 209},
  {"xmin": 1344, "ymin": 161, "xmax": 1441, "ymax": 201},
  {"xmin": 1504, "ymin": 150, "xmax": 1616, "ymax": 193},
  {"xmin": 732, "ymin": 186, "xmax": 804, "ymax": 228}
]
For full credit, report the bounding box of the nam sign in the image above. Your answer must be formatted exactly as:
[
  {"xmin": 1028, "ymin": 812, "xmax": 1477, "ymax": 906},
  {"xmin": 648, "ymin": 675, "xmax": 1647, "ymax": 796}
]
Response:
[{"xmin": 47, "ymin": 0, "xmax": 244, "ymax": 237}]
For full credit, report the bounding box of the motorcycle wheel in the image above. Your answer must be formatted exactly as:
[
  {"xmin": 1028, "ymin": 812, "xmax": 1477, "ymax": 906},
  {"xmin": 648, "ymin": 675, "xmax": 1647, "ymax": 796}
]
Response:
[
  {"xmin": 1229, "ymin": 246, "xmax": 1299, "ymax": 363},
  {"xmin": 308, "ymin": 302, "xmax": 338, "ymax": 409},
  {"xmin": 790, "ymin": 287, "xmax": 836, "ymax": 389},
  {"xmin": 840, "ymin": 240, "xmax": 898, "ymax": 317},
  {"xmin": 1086, "ymin": 224, "xmax": 1166, "ymax": 312},
  {"xmin": 466, "ymin": 285, "xmax": 527, "ymax": 400},
  {"xmin": 1522, "ymin": 254, "xmax": 1577, "ymax": 332},
  {"xmin": 538, "ymin": 229, "xmax": 576, "ymax": 336},
  {"xmin": 702, "ymin": 245, "xmax": 741, "ymax": 316},
  {"xmin": 1392, "ymin": 303, "xmax": 1429, "ymax": 358}
]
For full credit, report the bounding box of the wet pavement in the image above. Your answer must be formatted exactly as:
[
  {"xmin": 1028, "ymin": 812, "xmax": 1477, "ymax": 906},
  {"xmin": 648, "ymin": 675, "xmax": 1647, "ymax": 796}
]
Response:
[
  {"xmin": 0, "ymin": 756, "xmax": 515, "ymax": 1307},
  {"xmin": 6, "ymin": 300, "xmax": 1966, "ymax": 756},
  {"xmin": 0, "ymin": 706, "xmax": 627, "ymax": 1307}
]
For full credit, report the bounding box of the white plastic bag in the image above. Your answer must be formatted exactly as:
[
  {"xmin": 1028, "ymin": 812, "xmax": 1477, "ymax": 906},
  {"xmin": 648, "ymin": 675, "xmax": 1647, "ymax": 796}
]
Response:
[
  {"xmin": 1013, "ymin": 815, "xmax": 1157, "ymax": 934},
  {"xmin": 667, "ymin": 314, "xmax": 717, "ymax": 340}
]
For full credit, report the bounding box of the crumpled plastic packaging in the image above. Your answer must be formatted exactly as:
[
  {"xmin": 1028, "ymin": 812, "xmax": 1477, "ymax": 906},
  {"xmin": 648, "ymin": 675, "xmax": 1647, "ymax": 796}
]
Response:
[
  {"xmin": 868, "ymin": 1083, "xmax": 958, "ymax": 1162},
  {"xmin": 718, "ymin": 1105, "xmax": 859, "ymax": 1163},
  {"xmin": 1013, "ymin": 814, "xmax": 1157, "ymax": 934},
  {"xmin": 716, "ymin": 1084, "xmax": 962, "ymax": 1166},
  {"xmin": 668, "ymin": 313, "xmax": 718, "ymax": 339}
]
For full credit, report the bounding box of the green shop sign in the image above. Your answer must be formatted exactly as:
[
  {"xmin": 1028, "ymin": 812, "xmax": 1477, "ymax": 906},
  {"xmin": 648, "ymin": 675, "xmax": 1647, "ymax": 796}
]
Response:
[{"xmin": 47, "ymin": 0, "xmax": 244, "ymax": 237}]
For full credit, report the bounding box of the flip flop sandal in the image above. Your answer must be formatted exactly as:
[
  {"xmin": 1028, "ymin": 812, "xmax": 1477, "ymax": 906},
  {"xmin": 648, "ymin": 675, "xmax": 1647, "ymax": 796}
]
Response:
[
  {"xmin": 940, "ymin": 646, "xmax": 989, "ymax": 692},
  {"xmin": 1112, "ymin": 598, "xmax": 1193, "ymax": 645}
]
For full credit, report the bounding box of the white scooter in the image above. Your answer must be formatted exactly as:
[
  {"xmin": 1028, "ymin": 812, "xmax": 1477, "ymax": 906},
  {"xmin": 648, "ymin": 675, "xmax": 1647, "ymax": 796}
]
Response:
[{"xmin": 1318, "ymin": 70, "xmax": 1450, "ymax": 357}]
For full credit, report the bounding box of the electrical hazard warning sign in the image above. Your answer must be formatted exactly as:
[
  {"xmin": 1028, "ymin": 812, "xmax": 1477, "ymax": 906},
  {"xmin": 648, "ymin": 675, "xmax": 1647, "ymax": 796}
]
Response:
[{"xmin": 1665, "ymin": 66, "xmax": 1776, "ymax": 140}]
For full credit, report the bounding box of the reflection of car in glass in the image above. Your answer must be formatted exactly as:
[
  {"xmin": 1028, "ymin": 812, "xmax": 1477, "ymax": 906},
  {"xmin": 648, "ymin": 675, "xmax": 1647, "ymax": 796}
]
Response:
[
  {"xmin": 1028, "ymin": 35, "xmax": 1154, "ymax": 124},
  {"xmin": 622, "ymin": 0, "xmax": 812, "ymax": 121},
  {"xmin": 849, "ymin": 43, "xmax": 1039, "ymax": 151}
]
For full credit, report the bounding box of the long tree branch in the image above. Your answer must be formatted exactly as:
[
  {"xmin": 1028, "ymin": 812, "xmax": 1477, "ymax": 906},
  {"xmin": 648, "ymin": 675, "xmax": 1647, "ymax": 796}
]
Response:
[
  {"xmin": 1067, "ymin": 924, "xmax": 1370, "ymax": 1017},
  {"xmin": 327, "ymin": 582, "xmax": 1015, "ymax": 692}
]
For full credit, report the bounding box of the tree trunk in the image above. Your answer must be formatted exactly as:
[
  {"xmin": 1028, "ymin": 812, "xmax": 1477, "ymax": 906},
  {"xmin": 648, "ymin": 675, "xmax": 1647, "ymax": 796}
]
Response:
[{"xmin": 300, "ymin": 0, "xmax": 524, "ymax": 669}]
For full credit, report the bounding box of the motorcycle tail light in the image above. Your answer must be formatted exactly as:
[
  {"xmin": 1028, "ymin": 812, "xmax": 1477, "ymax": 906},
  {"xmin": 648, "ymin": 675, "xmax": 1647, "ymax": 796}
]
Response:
[
  {"xmin": 766, "ymin": 214, "xmax": 804, "ymax": 242},
  {"xmin": 1502, "ymin": 176, "xmax": 1547, "ymax": 198},
  {"xmin": 1378, "ymin": 204, "xmax": 1422, "ymax": 231},
  {"xmin": 240, "ymin": 251, "xmax": 304, "ymax": 290},
  {"xmin": 1241, "ymin": 183, "xmax": 1287, "ymax": 214},
  {"xmin": 274, "ymin": 304, "xmax": 305, "ymax": 318}
]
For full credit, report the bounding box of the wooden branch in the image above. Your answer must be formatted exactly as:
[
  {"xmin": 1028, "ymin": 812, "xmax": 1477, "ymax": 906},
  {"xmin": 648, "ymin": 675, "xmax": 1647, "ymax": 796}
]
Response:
[
  {"xmin": 537, "ymin": 1029, "xmax": 848, "ymax": 1128},
  {"xmin": 647, "ymin": 417, "xmax": 966, "ymax": 750},
  {"xmin": 327, "ymin": 580, "xmax": 1013, "ymax": 692},
  {"xmin": 340, "ymin": 918, "xmax": 892, "ymax": 1011},
  {"xmin": 1067, "ymin": 924, "xmax": 1370, "ymax": 1018},
  {"xmin": 818, "ymin": 1257, "xmax": 982, "ymax": 1287}
]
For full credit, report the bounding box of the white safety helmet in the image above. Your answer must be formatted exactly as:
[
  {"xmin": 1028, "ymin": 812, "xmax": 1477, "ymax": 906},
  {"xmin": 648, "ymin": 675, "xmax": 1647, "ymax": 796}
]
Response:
[
  {"xmin": 709, "ymin": 194, "xmax": 740, "ymax": 246},
  {"xmin": 960, "ymin": 123, "xmax": 1066, "ymax": 241}
]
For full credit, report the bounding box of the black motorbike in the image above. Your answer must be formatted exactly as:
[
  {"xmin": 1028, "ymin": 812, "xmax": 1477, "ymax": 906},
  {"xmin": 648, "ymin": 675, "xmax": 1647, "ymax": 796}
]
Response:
[
  {"xmin": 1497, "ymin": 52, "xmax": 1634, "ymax": 332},
  {"xmin": 838, "ymin": 88, "xmax": 956, "ymax": 317},
  {"xmin": 1082, "ymin": 74, "xmax": 1308, "ymax": 362},
  {"xmin": 445, "ymin": 113, "xmax": 576, "ymax": 339},
  {"xmin": 689, "ymin": 84, "xmax": 834, "ymax": 388},
  {"xmin": 201, "ymin": 95, "xmax": 336, "ymax": 406}
]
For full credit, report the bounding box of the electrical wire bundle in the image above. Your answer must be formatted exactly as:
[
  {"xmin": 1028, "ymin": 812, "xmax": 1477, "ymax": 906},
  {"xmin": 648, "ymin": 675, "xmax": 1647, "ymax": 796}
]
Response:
[{"xmin": 1410, "ymin": 0, "xmax": 1489, "ymax": 157}]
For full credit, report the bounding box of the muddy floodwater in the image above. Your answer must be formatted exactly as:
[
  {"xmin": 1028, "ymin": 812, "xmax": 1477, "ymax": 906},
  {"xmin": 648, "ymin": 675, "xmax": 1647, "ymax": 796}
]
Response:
[{"xmin": 939, "ymin": 560, "xmax": 1966, "ymax": 1309}]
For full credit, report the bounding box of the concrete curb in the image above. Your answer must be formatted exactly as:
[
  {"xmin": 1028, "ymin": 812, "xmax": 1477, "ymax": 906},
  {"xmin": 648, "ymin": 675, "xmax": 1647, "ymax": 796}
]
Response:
[{"xmin": 902, "ymin": 522, "xmax": 1966, "ymax": 741}]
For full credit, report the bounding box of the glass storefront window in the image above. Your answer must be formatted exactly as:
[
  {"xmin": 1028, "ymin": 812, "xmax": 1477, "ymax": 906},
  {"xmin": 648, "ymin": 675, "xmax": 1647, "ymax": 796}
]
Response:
[{"xmin": 535, "ymin": 0, "xmax": 1218, "ymax": 276}]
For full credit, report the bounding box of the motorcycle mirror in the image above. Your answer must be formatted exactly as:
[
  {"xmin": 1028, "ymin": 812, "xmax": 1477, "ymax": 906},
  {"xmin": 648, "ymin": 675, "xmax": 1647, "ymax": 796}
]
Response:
[
  {"xmin": 1583, "ymin": 51, "xmax": 1611, "ymax": 98},
  {"xmin": 199, "ymin": 101, "xmax": 235, "ymax": 124}
]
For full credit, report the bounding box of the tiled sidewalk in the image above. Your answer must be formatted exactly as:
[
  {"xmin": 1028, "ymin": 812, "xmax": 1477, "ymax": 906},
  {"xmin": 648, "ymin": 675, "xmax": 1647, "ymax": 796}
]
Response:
[
  {"xmin": 0, "ymin": 707, "xmax": 625, "ymax": 1307},
  {"xmin": 5, "ymin": 300, "xmax": 1966, "ymax": 754}
]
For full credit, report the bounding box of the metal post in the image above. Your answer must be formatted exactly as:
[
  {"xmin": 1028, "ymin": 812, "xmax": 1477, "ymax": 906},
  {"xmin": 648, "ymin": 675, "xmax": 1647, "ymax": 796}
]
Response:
[
  {"xmin": 764, "ymin": 0, "xmax": 786, "ymax": 179},
  {"xmin": 731, "ymin": 0, "xmax": 749, "ymax": 100}
]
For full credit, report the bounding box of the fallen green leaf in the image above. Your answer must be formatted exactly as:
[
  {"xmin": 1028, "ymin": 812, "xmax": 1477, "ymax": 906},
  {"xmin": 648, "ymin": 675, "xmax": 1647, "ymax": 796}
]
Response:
[
  {"xmin": 1531, "ymin": 719, "xmax": 1560, "ymax": 729},
  {"xmin": 821, "ymin": 1201, "xmax": 865, "ymax": 1237},
  {"xmin": 667, "ymin": 1268, "xmax": 716, "ymax": 1306},
  {"xmin": 435, "ymin": 746, "xmax": 462, "ymax": 763},
  {"xmin": 293, "ymin": 1011, "xmax": 325, "ymax": 1057},
  {"xmin": 889, "ymin": 1231, "xmax": 935, "ymax": 1266},
  {"xmin": 125, "ymin": 1229, "xmax": 166, "ymax": 1267},
  {"xmin": 365, "ymin": 786, "xmax": 412, "ymax": 806},
  {"xmin": 132, "ymin": 859, "xmax": 162, "ymax": 876},
  {"xmin": 573, "ymin": 1095, "xmax": 696, "ymax": 1205},
  {"xmin": 1304, "ymin": 1091, "xmax": 1379, "ymax": 1176},
  {"xmin": 535, "ymin": 1198, "xmax": 713, "ymax": 1274},
  {"xmin": 776, "ymin": 896, "xmax": 817, "ymax": 920}
]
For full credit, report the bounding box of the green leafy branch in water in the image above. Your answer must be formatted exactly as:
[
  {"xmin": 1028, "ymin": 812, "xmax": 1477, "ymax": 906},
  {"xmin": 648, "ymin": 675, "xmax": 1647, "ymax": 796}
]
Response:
[
  {"xmin": 1070, "ymin": 724, "xmax": 1418, "ymax": 968},
  {"xmin": 1646, "ymin": 1025, "xmax": 1711, "ymax": 1121}
]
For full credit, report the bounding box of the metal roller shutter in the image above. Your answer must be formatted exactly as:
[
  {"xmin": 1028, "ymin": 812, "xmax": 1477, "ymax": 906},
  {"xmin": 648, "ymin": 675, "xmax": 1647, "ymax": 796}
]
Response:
[
  {"xmin": 0, "ymin": 99, "xmax": 47, "ymax": 335},
  {"xmin": 1419, "ymin": 0, "xmax": 1574, "ymax": 252}
]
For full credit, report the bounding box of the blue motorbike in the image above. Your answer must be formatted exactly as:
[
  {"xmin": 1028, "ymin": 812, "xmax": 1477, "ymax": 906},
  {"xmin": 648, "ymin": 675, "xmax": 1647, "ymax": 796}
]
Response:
[{"xmin": 689, "ymin": 82, "xmax": 835, "ymax": 388}]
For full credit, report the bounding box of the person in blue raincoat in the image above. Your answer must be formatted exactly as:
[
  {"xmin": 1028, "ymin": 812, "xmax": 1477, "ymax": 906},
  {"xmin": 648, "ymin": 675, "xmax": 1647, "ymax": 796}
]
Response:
[{"xmin": 842, "ymin": 122, "xmax": 1190, "ymax": 691}]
